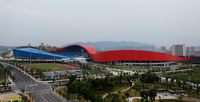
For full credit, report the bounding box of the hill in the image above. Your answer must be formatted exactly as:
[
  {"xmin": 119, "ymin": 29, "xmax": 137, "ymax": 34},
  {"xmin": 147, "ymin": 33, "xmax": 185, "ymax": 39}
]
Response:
[
  {"xmin": 66, "ymin": 41, "xmax": 155, "ymax": 51},
  {"xmin": 0, "ymin": 46, "xmax": 14, "ymax": 52}
]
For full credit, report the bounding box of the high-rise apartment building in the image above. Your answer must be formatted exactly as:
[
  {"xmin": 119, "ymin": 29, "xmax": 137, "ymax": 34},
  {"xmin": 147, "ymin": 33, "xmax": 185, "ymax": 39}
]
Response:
[
  {"xmin": 171, "ymin": 44, "xmax": 186, "ymax": 57},
  {"xmin": 160, "ymin": 46, "xmax": 167, "ymax": 53}
]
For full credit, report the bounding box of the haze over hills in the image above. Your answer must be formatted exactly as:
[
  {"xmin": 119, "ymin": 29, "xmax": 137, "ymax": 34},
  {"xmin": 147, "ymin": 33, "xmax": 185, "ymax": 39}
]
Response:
[
  {"xmin": 0, "ymin": 46, "xmax": 14, "ymax": 57},
  {"xmin": 66, "ymin": 41, "xmax": 156, "ymax": 51},
  {"xmin": 8, "ymin": 41, "xmax": 200, "ymax": 53},
  {"xmin": 0, "ymin": 46, "xmax": 14, "ymax": 52}
]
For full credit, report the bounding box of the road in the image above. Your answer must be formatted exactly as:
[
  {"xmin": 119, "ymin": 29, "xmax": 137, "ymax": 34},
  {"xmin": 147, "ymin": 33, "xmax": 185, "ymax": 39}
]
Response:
[{"xmin": 1, "ymin": 62, "xmax": 66, "ymax": 102}]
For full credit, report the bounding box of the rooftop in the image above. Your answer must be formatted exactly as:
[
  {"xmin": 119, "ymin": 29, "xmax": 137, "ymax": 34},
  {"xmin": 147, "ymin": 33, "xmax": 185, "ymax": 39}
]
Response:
[{"xmin": 0, "ymin": 92, "xmax": 21, "ymax": 101}]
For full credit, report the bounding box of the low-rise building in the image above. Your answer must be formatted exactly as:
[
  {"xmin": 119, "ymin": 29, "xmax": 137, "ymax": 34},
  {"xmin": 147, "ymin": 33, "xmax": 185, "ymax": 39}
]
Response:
[{"xmin": 0, "ymin": 92, "xmax": 22, "ymax": 102}]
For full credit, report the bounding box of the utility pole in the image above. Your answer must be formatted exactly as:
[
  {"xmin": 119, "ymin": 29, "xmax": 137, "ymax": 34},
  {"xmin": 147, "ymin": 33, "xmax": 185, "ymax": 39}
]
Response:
[
  {"xmin": 81, "ymin": 49, "xmax": 84, "ymax": 69},
  {"xmin": 29, "ymin": 52, "xmax": 32, "ymax": 74},
  {"xmin": 16, "ymin": 49, "xmax": 18, "ymax": 66},
  {"xmin": 54, "ymin": 51, "xmax": 56, "ymax": 65},
  {"xmin": 5, "ymin": 69, "xmax": 8, "ymax": 86}
]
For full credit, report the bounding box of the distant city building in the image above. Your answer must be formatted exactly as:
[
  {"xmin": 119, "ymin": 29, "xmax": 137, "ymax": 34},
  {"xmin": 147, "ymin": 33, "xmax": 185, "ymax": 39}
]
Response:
[
  {"xmin": 28, "ymin": 43, "xmax": 31, "ymax": 47},
  {"xmin": 165, "ymin": 50, "xmax": 172, "ymax": 55},
  {"xmin": 160, "ymin": 46, "xmax": 167, "ymax": 53},
  {"xmin": 171, "ymin": 44, "xmax": 186, "ymax": 57},
  {"xmin": 2, "ymin": 49, "xmax": 13, "ymax": 58},
  {"xmin": 38, "ymin": 43, "xmax": 57, "ymax": 51},
  {"xmin": 189, "ymin": 51, "xmax": 200, "ymax": 57},
  {"xmin": 194, "ymin": 46, "xmax": 200, "ymax": 51},
  {"xmin": 39, "ymin": 43, "xmax": 45, "ymax": 50},
  {"xmin": 186, "ymin": 46, "xmax": 195, "ymax": 57},
  {"xmin": 17, "ymin": 43, "xmax": 57, "ymax": 52}
]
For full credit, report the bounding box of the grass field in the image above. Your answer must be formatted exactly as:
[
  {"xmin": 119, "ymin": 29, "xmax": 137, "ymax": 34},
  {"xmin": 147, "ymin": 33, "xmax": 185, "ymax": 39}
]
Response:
[
  {"xmin": 22, "ymin": 63, "xmax": 77, "ymax": 72},
  {"xmin": 82, "ymin": 69, "xmax": 100, "ymax": 75},
  {"xmin": 164, "ymin": 68, "xmax": 200, "ymax": 84}
]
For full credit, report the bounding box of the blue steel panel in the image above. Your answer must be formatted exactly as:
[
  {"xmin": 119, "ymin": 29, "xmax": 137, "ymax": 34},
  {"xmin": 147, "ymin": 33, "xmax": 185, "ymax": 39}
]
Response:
[{"xmin": 13, "ymin": 48, "xmax": 66, "ymax": 59}]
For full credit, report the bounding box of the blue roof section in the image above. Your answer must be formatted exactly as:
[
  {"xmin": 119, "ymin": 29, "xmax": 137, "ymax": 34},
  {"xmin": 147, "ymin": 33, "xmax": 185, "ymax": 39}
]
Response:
[
  {"xmin": 13, "ymin": 48, "xmax": 66, "ymax": 59},
  {"xmin": 17, "ymin": 48, "xmax": 65, "ymax": 57}
]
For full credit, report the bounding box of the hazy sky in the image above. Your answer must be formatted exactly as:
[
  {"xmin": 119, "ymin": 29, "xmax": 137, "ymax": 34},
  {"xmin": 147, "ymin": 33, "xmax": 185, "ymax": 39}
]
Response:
[{"xmin": 0, "ymin": 0, "xmax": 200, "ymax": 47}]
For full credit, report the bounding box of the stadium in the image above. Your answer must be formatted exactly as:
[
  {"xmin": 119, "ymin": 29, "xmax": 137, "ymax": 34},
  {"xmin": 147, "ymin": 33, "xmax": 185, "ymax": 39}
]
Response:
[{"xmin": 13, "ymin": 44, "xmax": 190, "ymax": 67}]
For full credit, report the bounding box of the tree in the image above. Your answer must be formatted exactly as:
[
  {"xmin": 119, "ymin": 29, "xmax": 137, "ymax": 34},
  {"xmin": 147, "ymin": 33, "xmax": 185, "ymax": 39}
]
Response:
[
  {"xmin": 125, "ymin": 92, "xmax": 130, "ymax": 101},
  {"xmin": 170, "ymin": 78, "xmax": 174, "ymax": 84},
  {"xmin": 140, "ymin": 89, "xmax": 146, "ymax": 102},
  {"xmin": 182, "ymin": 81, "xmax": 187, "ymax": 90},
  {"xmin": 68, "ymin": 80, "xmax": 80, "ymax": 93},
  {"xmin": 148, "ymin": 89, "xmax": 157, "ymax": 102},
  {"xmin": 140, "ymin": 71, "xmax": 160, "ymax": 83},
  {"xmin": 125, "ymin": 75, "xmax": 133, "ymax": 87},
  {"xmin": 165, "ymin": 77, "xmax": 168, "ymax": 83},
  {"xmin": 197, "ymin": 83, "xmax": 199, "ymax": 92},
  {"xmin": 143, "ymin": 90, "xmax": 149, "ymax": 102},
  {"xmin": 111, "ymin": 94, "xmax": 126, "ymax": 102},
  {"xmin": 176, "ymin": 79, "xmax": 182, "ymax": 87},
  {"xmin": 68, "ymin": 75, "xmax": 77, "ymax": 84},
  {"xmin": 140, "ymin": 88, "xmax": 157, "ymax": 102},
  {"xmin": 100, "ymin": 76, "xmax": 115, "ymax": 94}
]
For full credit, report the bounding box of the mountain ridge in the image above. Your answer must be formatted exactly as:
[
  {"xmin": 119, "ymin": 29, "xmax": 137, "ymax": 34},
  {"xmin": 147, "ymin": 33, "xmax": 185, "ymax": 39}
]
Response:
[{"xmin": 64, "ymin": 41, "xmax": 156, "ymax": 51}]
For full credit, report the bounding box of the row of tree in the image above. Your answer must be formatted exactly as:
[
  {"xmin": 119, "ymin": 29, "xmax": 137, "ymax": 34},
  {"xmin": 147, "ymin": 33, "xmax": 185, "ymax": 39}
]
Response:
[
  {"xmin": 140, "ymin": 72, "xmax": 159, "ymax": 102},
  {"xmin": 140, "ymin": 71, "xmax": 160, "ymax": 83},
  {"xmin": 140, "ymin": 88, "xmax": 157, "ymax": 102},
  {"xmin": 67, "ymin": 73, "xmax": 139, "ymax": 102},
  {"xmin": 68, "ymin": 76, "xmax": 105, "ymax": 102},
  {"xmin": 0, "ymin": 63, "xmax": 7, "ymax": 85}
]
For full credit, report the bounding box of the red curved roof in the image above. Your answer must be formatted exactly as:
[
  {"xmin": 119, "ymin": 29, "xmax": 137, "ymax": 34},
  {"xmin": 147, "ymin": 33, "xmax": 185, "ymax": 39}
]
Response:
[
  {"xmin": 91, "ymin": 50, "xmax": 189, "ymax": 62},
  {"xmin": 50, "ymin": 44, "xmax": 190, "ymax": 62},
  {"xmin": 49, "ymin": 44, "xmax": 96, "ymax": 55},
  {"xmin": 79, "ymin": 45, "xmax": 96, "ymax": 54}
]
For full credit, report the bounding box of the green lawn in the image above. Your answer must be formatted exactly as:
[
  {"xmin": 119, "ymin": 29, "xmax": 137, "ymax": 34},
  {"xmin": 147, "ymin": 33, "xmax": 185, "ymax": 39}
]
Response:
[
  {"xmin": 23, "ymin": 63, "xmax": 69, "ymax": 72},
  {"xmin": 164, "ymin": 68, "xmax": 200, "ymax": 84},
  {"xmin": 82, "ymin": 69, "xmax": 100, "ymax": 75}
]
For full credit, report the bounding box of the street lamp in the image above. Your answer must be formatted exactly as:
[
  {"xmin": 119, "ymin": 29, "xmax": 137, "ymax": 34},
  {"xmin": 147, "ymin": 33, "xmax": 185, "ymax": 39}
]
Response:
[{"xmin": 81, "ymin": 49, "xmax": 84, "ymax": 69}]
